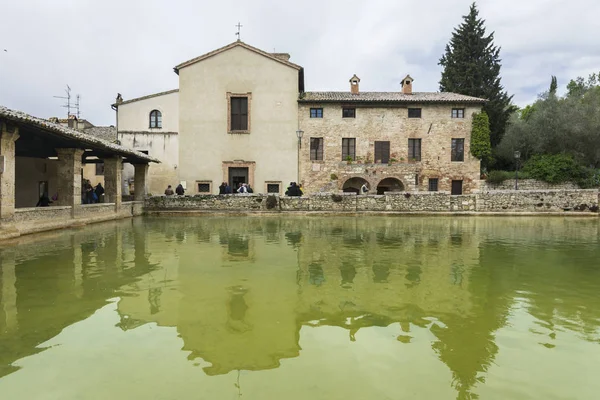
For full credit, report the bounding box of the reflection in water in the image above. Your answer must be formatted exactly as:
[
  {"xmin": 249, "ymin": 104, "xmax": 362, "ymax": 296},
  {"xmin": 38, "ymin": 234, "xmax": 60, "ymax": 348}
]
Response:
[{"xmin": 0, "ymin": 216, "xmax": 600, "ymax": 399}]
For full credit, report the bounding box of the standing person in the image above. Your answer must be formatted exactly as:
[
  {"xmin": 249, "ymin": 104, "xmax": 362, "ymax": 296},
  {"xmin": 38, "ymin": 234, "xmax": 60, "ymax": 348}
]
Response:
[
  {"xmin": 247, "ymin": 184, "xmax": 254, "ymax": 194},
  {"xmin": 164, "ymin": 185, "xmax": 174, "ymax": 196},
  {"xmin": 36, "ymin": 192, "xmax": 52, "ymax": 207},
  {"xmin": 176, "ymin": 183, "xmax": 185, "ymax": 196},
  {"xmin": 219, "ymin": 182, "xmax": 227, "ymax": 195},
  {"xmin": 237, "ymin": 183, "xmax": 248, "ymax": 194},
  {"xmin": 95, "ymin": 183, "xmax": 105, "ymax": 203},
  {"xmin": 360, "ymin": 183, "xmax": 369, "ymax": 195},
  {"xmin": 225, "ymin": 182, "xmax": 232, "ymax": 194},
  {"xmin": 85, "ymin": 183, "xmax": 96, "ymax": 204}
]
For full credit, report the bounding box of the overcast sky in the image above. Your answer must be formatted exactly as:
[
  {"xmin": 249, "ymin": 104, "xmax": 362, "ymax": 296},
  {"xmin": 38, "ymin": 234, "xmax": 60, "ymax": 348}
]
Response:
[{"xmin": 1, "ymin": 0, "xmax": 599, "ymax": 126}]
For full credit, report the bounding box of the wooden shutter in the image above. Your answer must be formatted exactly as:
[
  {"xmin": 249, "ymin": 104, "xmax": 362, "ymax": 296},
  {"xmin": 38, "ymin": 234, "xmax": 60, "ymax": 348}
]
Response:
[
  {"xmin": 342, "ymin": 138, "xmax": 355, "ymax": 160},
  {"xmin": 374, "ymin": 141, "xmax": 390, "ymax": 163},
  {"xmin": 231, "ymin": 97, "xmax": 248, "ymax": 131},
  {"xmin": 310, "ymin": 138, "xmax": 323, "ymax": 161}
]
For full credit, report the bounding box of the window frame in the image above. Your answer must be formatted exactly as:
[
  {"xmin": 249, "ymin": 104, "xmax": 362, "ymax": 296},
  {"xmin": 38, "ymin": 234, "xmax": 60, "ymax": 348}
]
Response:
[
  {"xmin": 342, "ymin": 107, "xmax": 356, "ymax": 118},
  {"xmin": 310, "ymin": 137, "xmax": 324, "ymax": 161},
  {"xmin": 374, "ymin": 141, "xmax": 390, "ymax": 164},
  {"xmin": 408, "ymin": 138, "xmax": 422, "ymax": 161},
  {"xmin": 196, "ymin": 180, "xmax": 212, "ymax": 193},
  {"xmin": 310, "ymin": 108, "xmax": 323, "ymax": 118},
  {"xmin": 341, "ymin": 138, "xmax": 356, "ymax": 161},
  {"xmin": 149, "ymin": 110, "xmax": 162, "ymax": 128},
  {"xmin": 452, "ymin": 108, "xmax": 465, "ymax": 118},
  {"xmin": 408, "ymin": 108, "xmax": 422, "ymax": 118},
  {"xmin": 227, "ymin": 92, "xmax": 252, "ymax": 134},
  {"xmin": 451, "ymin": 138, "xmax": 465, "ymax": 162},
  {"xmin": 265, "ymin": 181, "xmax": 282, "ymax": 194},
  {"xmin": 428, "ymin": 178, "xmax": 439, "ymax": 192}
]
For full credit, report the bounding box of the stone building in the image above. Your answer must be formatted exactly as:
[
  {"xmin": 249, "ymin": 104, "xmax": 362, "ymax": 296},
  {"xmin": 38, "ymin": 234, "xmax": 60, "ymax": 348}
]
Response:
[
  {"xmin": 298, "ymin": 75, "xmax": 486, "ymax": 195},
  {"xmin": 114, "ymin": 40, "xmax": 303, "ymax": 195}
]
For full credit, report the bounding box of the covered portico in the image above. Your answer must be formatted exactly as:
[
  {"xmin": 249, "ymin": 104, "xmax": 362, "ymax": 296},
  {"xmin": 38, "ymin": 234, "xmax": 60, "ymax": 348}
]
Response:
[{"xmin": 0, "ymin": 106, "xmax": 159, "ymax": 239}]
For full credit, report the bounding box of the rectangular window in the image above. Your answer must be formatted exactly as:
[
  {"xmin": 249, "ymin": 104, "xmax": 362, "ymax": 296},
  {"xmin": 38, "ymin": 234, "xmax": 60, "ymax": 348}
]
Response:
[
  {"xmin": 408, "ymin": 138, "xmax": 421, "ymax": 161},
  {"xmin": 196, "ymin": 181, "xmax": 212, "ymax": 193},
  {"xmin": 374, "ymin": 141, "xmax": 390, "ymax": 164},
  {"xmin": 342, "ymin": 107, "xmax": 356, "ymax": 118},
  {"xmin": 310, "ymin": 108, "xmax": 323, "ymax": 118},
  {"xmin": 341, "ymin": 138, "xmax": 356, "ymax": 161},
  {"xmin": 230, "ymin": 97, "xmax": 248, "ymax": 131},
  {"xmin": 310, "ymin": 137, "xmax": 324, "ymax": 161},
  {"xmin": 428, "ymin": 178, "xmax": 439, "ymax": 192},
  {"xmin": 408, "ymin": 108, "xmax": 422, "ymax": 118},
  {"xmin": 451, "ymin": 138, "xmax": 465, "ymax": 161},
  {"xmin": 267, "ymin": 183, "xmax": 280, "ymax": 193},
  {"xmin": 415, "ymin": 174, "xmax": 419, "ymax": 186},
  {"xmin": 452, "ymin": 108, "xmax": 465, "ymax": 118},
  {"xmin": 96, "ymin": 163, "xmax": 104, "ymax": 176}
]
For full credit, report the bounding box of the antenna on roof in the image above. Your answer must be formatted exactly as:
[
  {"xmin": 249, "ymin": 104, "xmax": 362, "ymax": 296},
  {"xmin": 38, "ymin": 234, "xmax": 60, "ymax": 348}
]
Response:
[
  {"xmin": 235, "ymin": 22, "xmax": 243, "ymax": 41},
  {"xmin": 75, "ymin": 94, "xmax": 81, "ymax": 119},
  {"xmin": 53, "ymin": 85, "xmax": 81, "ymax": 119}
]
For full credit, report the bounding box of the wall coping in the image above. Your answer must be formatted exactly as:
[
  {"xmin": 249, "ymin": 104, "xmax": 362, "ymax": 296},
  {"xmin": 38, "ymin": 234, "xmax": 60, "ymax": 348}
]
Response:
[
  {"xmin": 122, "ymin": 201, "xmax": 144, "ymax": 205},
  {"xmin": 15, "ymin": 206, "xmax": 72, "ymax": 213},
  {"xmin": 81, "ymin": 203, "xmax": 116, "ymax": 208},
  {"xmin": 479, "ymin": 189, "xmax": 598, "ymax": 194}
]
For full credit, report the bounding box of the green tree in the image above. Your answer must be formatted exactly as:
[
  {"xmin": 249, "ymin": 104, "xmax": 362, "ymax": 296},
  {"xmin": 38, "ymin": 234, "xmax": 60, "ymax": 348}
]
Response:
[
  {"xmin": 439, "ymin": 2, "xmax": 516, "ymax": 148},
  {"xmin": 470, "ymin": 111, "xmax": 492, "ymax": 167},
  {"xmin": 549, "ymin": 75, "xmax": 558, "ymax": 95}
]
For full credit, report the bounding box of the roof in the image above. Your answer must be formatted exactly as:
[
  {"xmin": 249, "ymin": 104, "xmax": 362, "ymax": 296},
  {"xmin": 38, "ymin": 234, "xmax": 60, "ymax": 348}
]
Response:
[
  {"xmin": 83, "ymin": 126, "xmax": 118, "ymax": 142},
  {"xmin": 0, "ymin": 106, "xmax": 159, "ymax": 163},
  {"xmin": 116, "ymin": 89, "xmax": 179, "ymax": 106},
  {"xmin": 174, "ymin": 40, "xmax": 302, "ymax": 73},
  {"xmin": 299, "ymin": 91, "xmax": 487, "ymax": 104}
]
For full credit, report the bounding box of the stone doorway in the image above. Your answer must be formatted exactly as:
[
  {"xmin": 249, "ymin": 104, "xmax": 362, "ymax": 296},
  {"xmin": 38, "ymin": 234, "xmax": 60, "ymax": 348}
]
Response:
[
  {"xmin": 376, "ymin": 178, "xmax": 404, "ymax": 195},
  {"xmin": 229, "ymin": 167, "xmax": 248, "ymax": 192}
]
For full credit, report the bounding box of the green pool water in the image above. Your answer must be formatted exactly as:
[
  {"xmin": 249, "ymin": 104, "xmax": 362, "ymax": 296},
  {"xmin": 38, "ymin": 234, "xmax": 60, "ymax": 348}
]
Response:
[{"xmin": 0, "ymin": 216, "xmax": 599, "ymax": 399}]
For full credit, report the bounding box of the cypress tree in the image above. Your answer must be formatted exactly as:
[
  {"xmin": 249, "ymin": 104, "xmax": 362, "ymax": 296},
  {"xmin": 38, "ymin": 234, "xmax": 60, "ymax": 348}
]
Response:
[
  {"xmin": 439, "ymin": 2, "xmax": 515, "ymax": 148},
  {"xmin": 549, "ymin": 75, "xmax": 558, "ymax": 95},
  {"xmin": 470, "ymin": 111, "xmax": 492, "ymax": 167}
]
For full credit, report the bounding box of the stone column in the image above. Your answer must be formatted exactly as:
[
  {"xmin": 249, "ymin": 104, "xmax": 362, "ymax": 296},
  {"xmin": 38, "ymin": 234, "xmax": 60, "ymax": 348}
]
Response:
[
  {"xmin": 55, "ymin": 148, "xmax": 84, "ymax": 218},
  {"xmin": 104, "ymin": 157, "xmax": 122, "ymax": 213},
  {"xmin": 133, "ymin": 163, "xmax": 149, "ymax": 201},
  {"xmin": 0, "ymin": 123, "xmax": 20, "ymax": 221}
]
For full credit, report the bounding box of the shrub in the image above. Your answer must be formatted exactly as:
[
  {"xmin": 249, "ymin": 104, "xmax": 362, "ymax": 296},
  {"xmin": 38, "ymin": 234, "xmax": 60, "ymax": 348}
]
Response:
[
  {"xmin": 331, "ymin": 194, "xmax": 343, "ymax": 202},
  {"xmin": 523, "ymin": 154, "xmax": 589, "ymax": 184},
  {"xmin": 265, "ymin": 195, "xmax": 278, "ymax": 209},
  {"xmin": 486, "ymin": 170, "xmax": 513, "ymax": 184},
  {"xmin": 330, "ymin": 174, "xmax": 338, "ymax": 180}
]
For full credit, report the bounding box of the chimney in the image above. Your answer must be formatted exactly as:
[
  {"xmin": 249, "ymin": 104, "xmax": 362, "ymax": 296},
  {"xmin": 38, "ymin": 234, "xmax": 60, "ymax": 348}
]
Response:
[
  {"xmin": 401, "ymin": 75, "xmax": 414, "ymax": 94},
  {"xmin": 67, "ymin": 114, "xmax": 77, "ymax": 128},
  {"xmin": 271, "ymin": 53, "xmax": 291, "ymax": 61},
  {"xmin": 350, "ymin": 74, "xmax": 360, "ymax": 95},
  {"xmin": 115, "ymin": 93, "xmax": 123, "ymax": 105}
]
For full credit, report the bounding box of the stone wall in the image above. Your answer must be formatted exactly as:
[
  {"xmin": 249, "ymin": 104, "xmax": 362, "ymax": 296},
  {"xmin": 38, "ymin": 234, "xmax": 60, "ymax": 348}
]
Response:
[
  {"xmin": 480, "ymin": 179, "xmax": 579, "ymax": 191},
  {"xmin": 13, "ymin": 206, "xmax": 72, "ymax": 223},
  {"xmin": 145, "ymin": 190, "xmax": 599, "ymax": 214},
  {"xmin": 298, "ymin": 103, "xmax": 482, "ymax": 195}
]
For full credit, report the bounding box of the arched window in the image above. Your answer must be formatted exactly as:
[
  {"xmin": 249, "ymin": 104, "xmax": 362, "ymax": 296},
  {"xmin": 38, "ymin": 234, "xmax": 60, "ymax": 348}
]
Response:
[{"xmin": 149, "ymin": 110, "xmax": 162, "ymax": 128}]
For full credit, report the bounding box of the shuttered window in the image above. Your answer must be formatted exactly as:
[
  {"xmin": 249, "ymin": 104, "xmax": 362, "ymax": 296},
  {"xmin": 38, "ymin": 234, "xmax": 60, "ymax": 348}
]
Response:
[
  {"xmin": 408, "ymin": 138, "xmax": 421, "ymax": 161},
  {"xmin": 342, "ymin": 108, "xmax": 356, "ymax": 118},
  {"xmin": 408, "ymin": 108, "xmax": 422, "ymax": 118},
  {"xmin": 310, "ymin": 137, "xmax": 324, "ymax": 161},
  {"xmin": 428, "ymin": 178, "xmax": 438, "ymax": 192},
  {"xmin": 342, "ymin": 138, "xmax": 356, "ymax": 161},
  {"xmin": 230, "ymin": 97, "xmax": 248, "ymax": 131},
  {"xmin": 374, "ymin": 141, "xmax": 390, "ymax": 164}
]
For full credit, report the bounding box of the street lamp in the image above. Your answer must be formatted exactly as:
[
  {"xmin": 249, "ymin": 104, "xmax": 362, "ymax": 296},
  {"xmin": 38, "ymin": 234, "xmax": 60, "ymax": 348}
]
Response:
[
  {"xmin": 296, "ymin": 129, "xmax": 304, "ymax": 183},
  {"xmin": 514, "ymin": 150, "xmax": 521, "ymax": 190}
]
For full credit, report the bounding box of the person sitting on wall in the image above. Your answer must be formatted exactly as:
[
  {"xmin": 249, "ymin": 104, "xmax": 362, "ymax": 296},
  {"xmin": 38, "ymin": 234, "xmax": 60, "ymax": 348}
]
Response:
[
  {"xmin": 176, "ymin": 184, "xmax": 185, "ymax": 196},
  {"xmin": 361, "ymin": 183, "xmax": 369, "ymax": 195},
  {"xmin": 247, "ymin": 184, "xmax": 254, "ymax": 194},
  {"xmin": 285, "ymin": 182, "xmax": 302, "ymax": 197},
  {"xmin": 219, "ymin": 182, "xmax": 227, "ymax": 195},
  {"xmin": 36, "ymin": 192, "xmax": 52, "ymax": 207},
  {"xmin": 164, "ymin": 185, "xmax": 174, "ymax": 196},
  {"xmin": 95, "ymin": 183, "xmax": 105, "ymax": 203}
]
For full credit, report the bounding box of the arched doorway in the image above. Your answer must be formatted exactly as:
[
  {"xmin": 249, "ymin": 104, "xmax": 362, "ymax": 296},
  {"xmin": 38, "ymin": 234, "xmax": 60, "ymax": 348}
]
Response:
[
  {"xmin": 342, "ymin": 177, "xmax": 369, "ymax": 194},
  {"xmin": 376, "ymin": 178, "xmax": 404, "ymax": 195}
]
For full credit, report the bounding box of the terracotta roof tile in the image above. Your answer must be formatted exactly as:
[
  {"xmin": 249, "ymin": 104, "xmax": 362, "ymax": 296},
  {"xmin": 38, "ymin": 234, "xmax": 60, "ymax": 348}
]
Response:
[{"xmin": 299, "ymin": 91, "xmax": 486, "ymax": 103}]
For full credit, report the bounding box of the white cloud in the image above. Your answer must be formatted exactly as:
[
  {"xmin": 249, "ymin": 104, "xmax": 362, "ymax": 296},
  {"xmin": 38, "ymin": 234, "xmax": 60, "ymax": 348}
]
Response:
[{"xmin": 1, "ymin": 0, "xmax": 598, "ymax": 124}]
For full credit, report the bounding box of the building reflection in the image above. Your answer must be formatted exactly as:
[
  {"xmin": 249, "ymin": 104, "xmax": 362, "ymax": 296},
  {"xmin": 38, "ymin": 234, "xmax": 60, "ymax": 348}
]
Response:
[{"xmin": 1, "ymin": 216, "xmax": 600, "ymax": 399}]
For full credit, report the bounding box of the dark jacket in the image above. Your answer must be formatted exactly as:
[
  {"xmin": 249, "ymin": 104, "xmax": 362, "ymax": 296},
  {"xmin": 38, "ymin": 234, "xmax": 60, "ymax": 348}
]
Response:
[
  {"xmin": 176, "ymin": 184, "xmax": 185, "ymax": 195},
  {"xmin": 225, "ymin": 185, "xmax": 232, "ymax": 194},
  {"xmin": 36, "ymin": 193, "xmax": 52, "ymax": 207},
  {"xmin": 95, "ymin": 184, "xmax": 105, "ymax": 197},
  {"xmin": 219, "ymin": 184, "xmax": 226, "ymax": 195}
]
